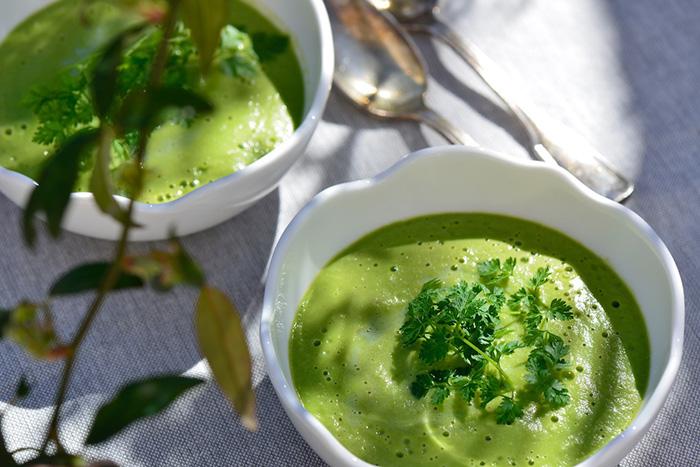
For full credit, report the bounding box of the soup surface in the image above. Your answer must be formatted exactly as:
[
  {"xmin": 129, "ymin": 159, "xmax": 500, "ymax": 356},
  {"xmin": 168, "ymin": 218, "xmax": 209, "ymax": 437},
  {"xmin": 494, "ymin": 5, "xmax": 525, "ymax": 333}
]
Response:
[
  {"xmin": 290, "ymin": 213, "xmax": 649, "ymax": 467},
  {"xmin": 0, "ymin": 0, "xmax": 304, "ymax": 203}
]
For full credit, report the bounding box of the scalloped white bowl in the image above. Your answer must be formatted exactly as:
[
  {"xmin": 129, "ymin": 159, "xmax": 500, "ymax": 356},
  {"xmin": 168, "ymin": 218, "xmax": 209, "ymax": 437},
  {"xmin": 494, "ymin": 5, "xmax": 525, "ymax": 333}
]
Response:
[
  {"xmin": 0, "ymin": 0, "xmax": 333, "ymax": 241},
  {"xmin": 260, "ymin": 146, "xmax": 684, "ymax": 467}
]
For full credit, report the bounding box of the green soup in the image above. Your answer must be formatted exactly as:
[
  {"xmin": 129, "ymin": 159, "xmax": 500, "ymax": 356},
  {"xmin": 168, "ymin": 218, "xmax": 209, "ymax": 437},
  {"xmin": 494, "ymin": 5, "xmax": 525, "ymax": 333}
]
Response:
[
  {"xmin": 290, "ymin": 213, "xmax": 649, "ymax": 467},
  {"xmin": 0, "ymin": 0, "xmax": 304, "ymax": 203}
]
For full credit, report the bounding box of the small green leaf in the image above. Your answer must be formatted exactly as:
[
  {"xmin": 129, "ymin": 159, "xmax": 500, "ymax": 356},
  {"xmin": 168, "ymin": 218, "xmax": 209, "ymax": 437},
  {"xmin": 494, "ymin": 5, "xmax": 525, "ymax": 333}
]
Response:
[
  {"xmin": 410, "ymin": 373, "xmax": 433, "ymax": 399},
  {"xmin": 91, "ymin": 24, "xmax": 147, "ymax": 118},
  {"xmin": 180, "ymin": 0, "xmax": 230, "ymax": 72},
  {"xmin": 49, "ymin": 262, "xmax": 144, "ymax": 296},
  {"xmin": 495, "ymin": 396, "xmax": 523, "ymax": 425},
  {"xmin": 15, "ymin": 376, "xmax": 31, "ymax": 399},
  {"xmin": 430, "ymin": 386, "xmax": 450, "ymax": 405},
  {"xmin": 90, "ymin": 128, "xmax": 130, "ymax": 223},
  {"xmin": 22, "ymin": 128, "xmax": 100, "ymax": 246},
  {"xmin": 195, "ymin": 286, "xmax": 256, "ymax": 430},
  {"xmin": 85, "ymin": 375, "xmax": 204, "ymax": 445},
  {"xmin": 548, "ymin": 298, "xmax": 573, "ymax": 320}
]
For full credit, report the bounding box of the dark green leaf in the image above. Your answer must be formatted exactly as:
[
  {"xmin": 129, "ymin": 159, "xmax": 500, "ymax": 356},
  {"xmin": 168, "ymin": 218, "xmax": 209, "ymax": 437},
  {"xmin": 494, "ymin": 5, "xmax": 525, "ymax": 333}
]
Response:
[
  {"xmin": 418, "ymin": 328, "xmax": 449, "ymax": 365},
  {"xmin": 90, "ymin": 128, "xmax": 130, "ymax": 223},
  {"xmin": 478, "ymin": 373, "xmax": 504, "ymax": 408},
  {"xmin": 85, "ymin": 375, "xmax": 204, "ymax": 445},
  {"xmin": 180, "ymin": 0, "xmax": 229, "ymax": 72},
  {"xmin": 529, "ymin": 266, "xmax": 551, "ymax": 289},
  {"xmin": 507, "ymin": 287, "xmax": 528, "ymax": 311},
  {"xmin": 543, "ymin": 380, "xmax": 570, "ymax": 408},
  {"xmin": 548, "ymin": 298, "xmax": 573, "ymax": 320},
  {"xmin": 477, "ymin": 257, "xmax": 516, "ymax": 285},
  {"xmin": 22, "ymin": 129, "xmax": 100, "ymax": 246},
  {"xmin": 453, "ymin": 376, "xmax": 479, "ymax": 403},
  {"xmin": 91, "ymin": 24, "xmax": 147, "ymax": 117},
  {"xmin": 49, "ymin": 262, "xmax": 144, "ymax": 296},
  {"xmin": 495, "ymin": 396, "xmax": 523, "ymax": 425},
  {"xmin": 15, "ymin": 376, "xmax": 31, "ymax": 399},
  {"xmin": 195, "ymin": 286, "xmax": 256, "ymax": 430},
  {"xmin": 410, "ymin": 373, "xmax": 433, "ymax": 399}
]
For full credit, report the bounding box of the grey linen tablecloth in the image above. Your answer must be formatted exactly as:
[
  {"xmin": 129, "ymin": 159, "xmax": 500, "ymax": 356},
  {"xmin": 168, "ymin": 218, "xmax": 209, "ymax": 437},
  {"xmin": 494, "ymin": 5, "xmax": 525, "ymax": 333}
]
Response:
[{"xmin": 1, "ymin": 0, "xmax": 698, "ymax": 465}]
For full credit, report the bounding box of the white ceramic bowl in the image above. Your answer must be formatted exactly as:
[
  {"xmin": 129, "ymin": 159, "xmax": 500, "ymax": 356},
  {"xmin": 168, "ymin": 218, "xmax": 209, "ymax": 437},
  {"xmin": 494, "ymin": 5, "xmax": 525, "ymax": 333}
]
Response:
[
  {"xmin": 260, "ymin": 146, "xmax": 684, "ymax": 467},
  {"xmin": 0, "ymin": 0, "xmax": 333, "ymax": 241}
]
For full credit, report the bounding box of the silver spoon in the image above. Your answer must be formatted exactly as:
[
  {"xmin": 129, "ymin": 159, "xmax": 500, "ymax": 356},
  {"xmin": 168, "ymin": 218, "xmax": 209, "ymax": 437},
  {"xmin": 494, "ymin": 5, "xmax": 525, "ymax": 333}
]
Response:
[
  {"xmin": 371, "ymin": 0, "xmax": 634, "ymax": 202},
  {"xmin": 327, "ymin": 0, "xmax": 476, "ymax": 146}
]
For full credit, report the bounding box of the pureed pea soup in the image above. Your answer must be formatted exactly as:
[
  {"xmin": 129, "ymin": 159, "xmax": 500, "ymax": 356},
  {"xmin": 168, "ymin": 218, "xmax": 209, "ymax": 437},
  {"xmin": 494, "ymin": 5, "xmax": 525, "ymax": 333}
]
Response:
[
  {"xmin": 290, "ymin": 213, "xmax": 649, "ymax": 467},
  {"xmin": 0, "ymin": 0, "xmax": 304, "ymax": 203}
]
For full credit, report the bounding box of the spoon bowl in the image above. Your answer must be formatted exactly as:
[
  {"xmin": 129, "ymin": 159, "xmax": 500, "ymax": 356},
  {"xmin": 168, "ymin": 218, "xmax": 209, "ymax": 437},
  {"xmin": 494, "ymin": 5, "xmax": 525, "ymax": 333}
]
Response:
[{"xmin": 328, "ymin": 0, "xmax": 475, "ymax": 145}]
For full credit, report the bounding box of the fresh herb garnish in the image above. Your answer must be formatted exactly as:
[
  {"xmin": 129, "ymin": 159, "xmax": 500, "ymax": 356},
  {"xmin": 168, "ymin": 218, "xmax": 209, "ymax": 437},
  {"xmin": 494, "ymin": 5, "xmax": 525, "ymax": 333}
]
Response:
[
  {"xmin": 24, "ymin": 22, "xmax": 274, "ymax": 157},
  {"xmin": 399, "ymin": 259, "xmax": 575, "ymax": 424}
]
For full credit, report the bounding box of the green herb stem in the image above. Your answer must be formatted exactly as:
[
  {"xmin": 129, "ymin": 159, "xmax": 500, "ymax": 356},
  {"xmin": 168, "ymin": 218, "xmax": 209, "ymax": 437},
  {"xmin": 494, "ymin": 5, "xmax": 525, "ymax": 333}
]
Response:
[{"xmin": 39, "ymin": 3, "xmax": 180, "ymax": 454}]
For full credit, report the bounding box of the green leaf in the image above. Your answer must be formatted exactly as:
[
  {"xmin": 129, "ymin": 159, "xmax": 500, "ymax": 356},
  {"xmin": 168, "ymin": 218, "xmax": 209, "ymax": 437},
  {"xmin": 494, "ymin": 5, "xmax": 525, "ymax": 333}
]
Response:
[
  {"xmin": 15, "ymin": 376, "xmax": 31, "ymax": 399},
  {"xmin": 251, "ymin": 32, "xmax": 289, "ymax": 62},
  {"xmin": 548, "ymin": 298, "xmax": 573, "ymax": 320},
  {"xmin": 22, "ymin": 128, "xmax": 100, "ymax": 246},
  {"xmin": 85, "ymin": 375, "xmax": 204, "ymax": 445},
  {"xmin": 195, "ymin": 286, "xmax": 256, "ymax": 430},
  {"xmin": 477, "ymin": 257, "xmax": 516, "ymax": 285},
  {"xmin": 90, "ymin": 127, "xmax": 130, "ymax": 223},
  {"xmin": 418, "ymin": 328, "xmax": 449, "ymax": 365},
  {"xmin": 410, "ymin": 373, "xmax": 433, "ymax": 399},
  {"xmin": 529, "ymin": 266, "xmax": 551, "ymax": 289},
  {"xmin": 91, "ymin": 24, "xmax": 147, "ymax": 118},
  {"xmin": 180, "ymin": 0, "xmax": 230, "ymax": 73},
  {"xmin": 430, "ymin": 386, "xmax": 450, "ymax": 405},
  {"xmin": 117, "ymin": 86, "xmax": 212, "ymax": 133},
  {"xmin": 49, "ymin": 262, "xmax": 144, "ymax": 296},
  {"xmin": 495, "ymin": 396, "xmax": 523, "ymax": 425},
  {"xmin": 543, "ymin": 379, "xmax": 570, "ymax": 407}
]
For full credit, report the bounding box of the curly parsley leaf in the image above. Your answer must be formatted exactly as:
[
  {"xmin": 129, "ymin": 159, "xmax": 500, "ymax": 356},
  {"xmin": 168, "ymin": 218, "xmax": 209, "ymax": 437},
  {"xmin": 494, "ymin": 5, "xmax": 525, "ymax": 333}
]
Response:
[
  {"xmin": 496, "ymin": 396, "xmax": 523, "ymax": 425},
  {"xmin": 477, "ymin": 257, "xmax": 516, "ymax": 286},
  {"xmin": 548, "ymin": 298, "xmax": 573, "ymax": 320},
  {"xmin": 400, "ymin": 257, "xmax": 576, "ymax": 424}
]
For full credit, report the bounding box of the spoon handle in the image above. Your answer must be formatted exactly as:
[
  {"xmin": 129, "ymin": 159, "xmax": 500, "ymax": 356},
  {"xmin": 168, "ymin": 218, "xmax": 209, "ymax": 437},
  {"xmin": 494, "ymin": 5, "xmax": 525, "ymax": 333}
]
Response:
[
  {"xmin": 413, "ymin": 107, "xmax": 478, "ymax": 146},
  {"xmin": 411, "ymin": 18, "xmax": 634, "ymax": 202}
]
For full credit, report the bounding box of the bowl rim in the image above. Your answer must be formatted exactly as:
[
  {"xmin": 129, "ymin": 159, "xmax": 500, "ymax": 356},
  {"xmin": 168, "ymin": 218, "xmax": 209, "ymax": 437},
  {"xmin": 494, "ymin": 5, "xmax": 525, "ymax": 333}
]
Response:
[
  {"xmin": 260, "ymin": 145, "xmax": 685, "ymax": 467},
  {"xmin": 0, "ymin": 0, "xmax": 334, "ymax": 211}
]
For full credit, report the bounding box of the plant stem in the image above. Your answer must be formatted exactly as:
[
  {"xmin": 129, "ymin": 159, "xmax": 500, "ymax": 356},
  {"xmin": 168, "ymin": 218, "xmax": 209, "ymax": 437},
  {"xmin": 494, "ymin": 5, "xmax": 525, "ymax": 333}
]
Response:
[{"xmin": 39, "ymin": 3, "xmax": 180, "ymax": 454}]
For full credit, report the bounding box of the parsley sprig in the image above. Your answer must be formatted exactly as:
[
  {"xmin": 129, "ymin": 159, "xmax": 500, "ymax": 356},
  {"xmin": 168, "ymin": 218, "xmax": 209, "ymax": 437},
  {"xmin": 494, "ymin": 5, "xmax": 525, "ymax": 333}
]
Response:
[
  {"xmin": 24, "ymin": 23, "xmax": 289, "ymax": 153},
  {"xmin": 399, "ymin": 259, "xmax": 574, "ymax": 425}
]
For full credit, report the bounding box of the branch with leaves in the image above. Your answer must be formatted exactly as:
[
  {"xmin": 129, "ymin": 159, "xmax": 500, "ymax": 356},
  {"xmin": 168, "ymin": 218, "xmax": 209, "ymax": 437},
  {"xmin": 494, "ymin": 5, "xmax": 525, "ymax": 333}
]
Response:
[{"xmin": 0, "ymin": 1, "xmax": 258, "ymax": 465}]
